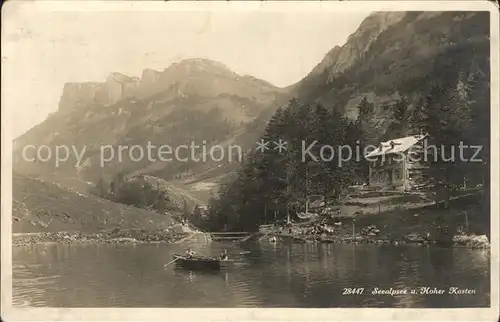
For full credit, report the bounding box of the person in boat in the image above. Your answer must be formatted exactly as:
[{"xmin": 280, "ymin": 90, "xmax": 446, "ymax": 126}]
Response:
[
  {"xmin": 219, "ymin": 249, "xmax": 228, "ymax": 261},
  {"xmin": 184, "ymin": 248, "xmax": 196, "ymax": 258}
]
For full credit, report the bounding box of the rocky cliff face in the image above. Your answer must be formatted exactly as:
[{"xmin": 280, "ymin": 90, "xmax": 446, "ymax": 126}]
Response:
[
  {"xmin": 293, "ymin": 11, "xmax": 489, "ymax": 126},
  {"xmin": 58, "ymin": 82, "xmax": 103, "ymax": 111},
  {"xmin": 308, "ymin": 12, "xmax": 406, "ymax": 79},
  {"xmin": 15, "ymin": 58, "xmax": 287, "ymax": 185},
  {"xmin": 58, "ymin": 58, "xmax": 279, "ymax": 112},
  {"xmin": 58, "ymin": 74, "xmax": 140, "ymax": 111}
]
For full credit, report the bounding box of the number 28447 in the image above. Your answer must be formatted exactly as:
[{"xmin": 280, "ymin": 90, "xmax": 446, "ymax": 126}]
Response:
[{"xmin": 342, "ymin": 288, "xmax": 365, "ymax": 295}]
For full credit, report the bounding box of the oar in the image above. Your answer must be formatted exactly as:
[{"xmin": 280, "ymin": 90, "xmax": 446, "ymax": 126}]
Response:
[{"xmin": 163, "ymin": 256, "xmax": 181, "ymax": 267}]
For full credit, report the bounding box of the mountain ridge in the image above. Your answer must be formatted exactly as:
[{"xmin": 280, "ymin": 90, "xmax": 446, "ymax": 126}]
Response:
[
  {"xmin": 13, "ymin": 57, "xmax": 288, "ymax": 192},
  {"xmin": 292, "ymin": 11, "xmax": 489, "ymax": 126},
  {"xmin": 307, "ymin": 12, "xmax": 407, "ymax": 80},
  {"xmin": 57, "ymin": 58, "xmax": 282, "ymax": 112}
]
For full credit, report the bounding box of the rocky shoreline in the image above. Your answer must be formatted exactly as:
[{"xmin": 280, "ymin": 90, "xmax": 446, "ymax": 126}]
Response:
[
  {"xmin": 258, "ymin": 232, "xmax": 490, "ymax": 249},
  {"xmin": 12, "ymin": 229, "xmax": 490, "ymax": 249},
  {"xmin": 12, "ymin": 229, "xmax": 189, "ymax": 247},
  {"xmin": 253, "ymin": 203, "xmax": 491, "ymax": 249}
]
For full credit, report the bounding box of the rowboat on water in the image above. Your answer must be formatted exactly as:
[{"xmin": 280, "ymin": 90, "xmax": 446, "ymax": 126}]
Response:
[{"xmin": 171, "ymin": 253, "xmax": 233, "ymax": 270}]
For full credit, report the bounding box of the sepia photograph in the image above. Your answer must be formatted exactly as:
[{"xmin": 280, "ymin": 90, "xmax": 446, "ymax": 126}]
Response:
[{"xmin": 1, "ymin": 0, "xmax": 499, "ymax": 321}]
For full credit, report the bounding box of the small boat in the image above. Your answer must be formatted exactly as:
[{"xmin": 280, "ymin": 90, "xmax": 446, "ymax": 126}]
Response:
[{"xmin": 171, "ymin": 253, "xmax": 233, "ymax": 270}]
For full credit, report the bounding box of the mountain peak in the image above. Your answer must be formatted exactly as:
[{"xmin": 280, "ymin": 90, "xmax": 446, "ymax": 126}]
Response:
[
  {"xmin": 167, "ymin": 58, "xmax": 235, "ymax": 75},
  {"xmin": 107, "ymin": 72, "xmax": 139, "ymax": 83},
  {"xmin": 175, "ymin": 58, "xmax": 230, "ymax": 68},
  {"xmin": 305, "ymin": 12, "xmax": 406, "ymax": 81},
  {"xmin": 56, "ymin": 56, "xmax": 278, "ymax": 112}
]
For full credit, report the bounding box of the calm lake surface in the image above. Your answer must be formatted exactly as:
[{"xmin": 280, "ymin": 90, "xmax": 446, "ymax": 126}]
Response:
[{"xmin": 13, "ymin": 242, "xmax": 490, "ymax": 308}]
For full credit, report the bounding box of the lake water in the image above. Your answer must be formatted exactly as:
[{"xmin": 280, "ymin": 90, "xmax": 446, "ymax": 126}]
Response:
[{"xmin": 12, "ymin": 242, "xmax": 490, "ymax": 308}]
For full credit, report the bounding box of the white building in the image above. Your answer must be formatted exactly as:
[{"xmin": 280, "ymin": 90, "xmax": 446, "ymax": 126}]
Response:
[{"xmin": 365, "ymin": 134, "xmax": 428, "ymax": 191}]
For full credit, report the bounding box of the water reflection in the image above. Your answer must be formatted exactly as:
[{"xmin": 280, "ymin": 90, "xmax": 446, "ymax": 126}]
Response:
[{"xmin": 13, "ymin": 243, "xmax": 489, "ymax": 308}]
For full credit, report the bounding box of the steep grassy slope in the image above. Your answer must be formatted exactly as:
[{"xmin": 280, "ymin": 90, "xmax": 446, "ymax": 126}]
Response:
[{"xmin": 12, "ymin": 173, "xmax": 175, "ymax": 233}]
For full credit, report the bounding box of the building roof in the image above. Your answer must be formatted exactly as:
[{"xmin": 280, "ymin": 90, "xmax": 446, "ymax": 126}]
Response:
[{"xmin": 365, "ymin": 134, "xmax": 428, "ymax": 158}]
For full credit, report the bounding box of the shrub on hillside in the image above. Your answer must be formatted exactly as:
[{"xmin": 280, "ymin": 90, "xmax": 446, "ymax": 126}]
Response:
[{"xmin": 90, "ymin": 174, "xmax": 170, "ymax": 214}]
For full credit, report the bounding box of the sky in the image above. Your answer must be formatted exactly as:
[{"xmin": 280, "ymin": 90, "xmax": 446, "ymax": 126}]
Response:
[{"xmin": 2, "ymin": 2, "xmax": 370, "ymax": 138}]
